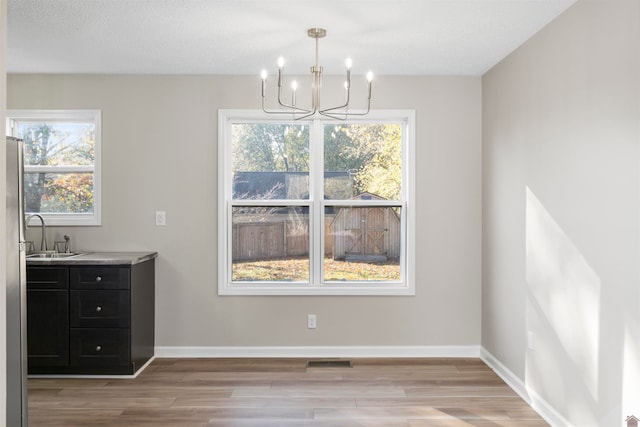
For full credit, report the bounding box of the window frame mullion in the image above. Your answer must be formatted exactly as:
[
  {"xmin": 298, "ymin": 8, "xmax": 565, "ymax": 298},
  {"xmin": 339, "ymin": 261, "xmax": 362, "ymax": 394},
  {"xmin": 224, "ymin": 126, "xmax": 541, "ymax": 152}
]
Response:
[
  {"xmin": 24, "ymin": 165, "xmax": 95, "ymax": 174},
  {"xmin": 309, "ymin": 119, "xmax": 324, "ymax": 287}
]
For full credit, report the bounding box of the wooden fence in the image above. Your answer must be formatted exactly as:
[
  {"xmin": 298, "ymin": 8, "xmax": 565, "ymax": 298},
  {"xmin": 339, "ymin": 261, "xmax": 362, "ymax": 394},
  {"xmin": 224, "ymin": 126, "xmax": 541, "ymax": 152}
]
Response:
[
  {"xmin": 232, "ymin": 211, "xmax": 400, "ymax": 262},
  {"xmin": 232, "ymin": 218, "xmax": 334, "ymax": 261}
]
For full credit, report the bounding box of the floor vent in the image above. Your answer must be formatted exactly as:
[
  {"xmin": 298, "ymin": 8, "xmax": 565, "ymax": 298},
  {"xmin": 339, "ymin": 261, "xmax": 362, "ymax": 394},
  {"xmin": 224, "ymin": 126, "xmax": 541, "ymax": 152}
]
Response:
[{"xmin": 307, "ymin": 360, "xmax": 353, "ymax": 368}]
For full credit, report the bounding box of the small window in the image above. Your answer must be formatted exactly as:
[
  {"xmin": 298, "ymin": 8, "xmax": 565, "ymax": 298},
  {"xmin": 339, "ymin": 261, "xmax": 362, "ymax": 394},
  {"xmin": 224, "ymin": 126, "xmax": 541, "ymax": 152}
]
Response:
[
  {"xmin": 8, "ymin": 110, "xmax": 101, "ymax": 226},
  {"xmin": 219, "ymin": 110, "xmax": 415, "ymax": 295}
]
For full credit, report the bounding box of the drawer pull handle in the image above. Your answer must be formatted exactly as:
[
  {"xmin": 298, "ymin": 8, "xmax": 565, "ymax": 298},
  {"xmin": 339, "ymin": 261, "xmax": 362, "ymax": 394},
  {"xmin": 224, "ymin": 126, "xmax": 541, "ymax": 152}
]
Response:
[
  {"xmin": 96, "ymin": 345, "xmax": 102, "ymax": 352},
  {"xmin": 95, "ymin": 306, "xmax": 102, "ymax": 312},
  {"xmin": 95, "ymin": 276, "xmax": 102, "ymax": 282}
]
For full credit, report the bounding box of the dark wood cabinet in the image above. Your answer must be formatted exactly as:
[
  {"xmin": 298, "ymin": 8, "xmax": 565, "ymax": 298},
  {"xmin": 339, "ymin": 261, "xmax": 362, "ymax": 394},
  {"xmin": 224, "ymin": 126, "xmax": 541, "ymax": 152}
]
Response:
[
  {"xmin": 27, "ymin": 259, "xmax": 154, "ymax": 375},
  {"xmin": 27, "ymin": 267, "xmax": 69, "ymax": 367}
]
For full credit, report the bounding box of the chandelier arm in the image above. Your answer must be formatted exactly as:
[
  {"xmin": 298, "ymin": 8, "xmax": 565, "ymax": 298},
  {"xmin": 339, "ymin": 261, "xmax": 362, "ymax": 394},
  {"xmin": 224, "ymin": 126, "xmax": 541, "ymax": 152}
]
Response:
[
  {"xmin": 319, "ymin": 99, "xmax": 371, "ymax": 119},
  {"xmin": 319, "ymin": 111, "xmax": 349, "ymax": 120},
  {"xmin": 262, "ymin": 106, "xmax": 314, "ymax": 115},
  {"xmin": 275, "ymin": 95, "xmax": 312, "ymax": 113},
  {"xmin": 320, "ymin": 80, "xmax": 372, "ymax": 117},
  {"xmin": 261, "ymin": 81, "xmax": 312, "ymax": 115},
  {"xmin": 275, "ymin": 69, "xmax": 312, "ymax": 113},
  {"xmin": 291, "ymin": 107, "xmax": 319, "ymax": 121},
  {"xmin": 262, "ymin": 109, "xmax": 315, "ymax": 116},
  {"xmin": 322, "ymin": 106, "xmax": 372, "ymax": 118},
  {"xmin": 317, "ymin": 69, "xmax": 352, "ymax": 115},
  {"xmin": 318, "ymin": 98, "xmax": 350, "ymax": 115}
]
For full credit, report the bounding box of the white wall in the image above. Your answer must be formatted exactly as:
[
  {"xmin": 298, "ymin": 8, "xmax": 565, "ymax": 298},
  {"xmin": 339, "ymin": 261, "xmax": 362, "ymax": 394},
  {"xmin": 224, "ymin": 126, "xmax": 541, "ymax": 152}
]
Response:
[
  {"xmin": 482, "ymin": 0, "xmax": 640, "ymax": 425},
  {"xmin": 7, "ymin": 74, "xmax": 482, "ymax": 352}
]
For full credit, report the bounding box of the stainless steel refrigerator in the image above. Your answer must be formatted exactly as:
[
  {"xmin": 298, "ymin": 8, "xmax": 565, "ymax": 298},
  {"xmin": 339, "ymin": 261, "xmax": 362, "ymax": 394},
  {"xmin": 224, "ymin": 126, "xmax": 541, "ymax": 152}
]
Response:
[{"xmin": 6, "ymin": 136, "xmax": 28, "ymax": 426}]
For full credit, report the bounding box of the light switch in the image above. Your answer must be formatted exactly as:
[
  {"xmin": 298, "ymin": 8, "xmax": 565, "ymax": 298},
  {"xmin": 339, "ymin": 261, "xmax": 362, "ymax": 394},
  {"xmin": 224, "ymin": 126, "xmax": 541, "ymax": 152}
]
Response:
[{"xmin": 155, "ymin": 211, "xmax": 166, "ymax": 226}]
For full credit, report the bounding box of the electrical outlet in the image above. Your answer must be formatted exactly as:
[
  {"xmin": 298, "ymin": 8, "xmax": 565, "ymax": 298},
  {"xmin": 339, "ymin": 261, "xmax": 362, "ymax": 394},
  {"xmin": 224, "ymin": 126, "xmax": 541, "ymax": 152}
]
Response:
[
  {"xmin": 155, "ymin": 211, "xmax": 166, "ymax": 226},
  {"xmin": 307, "ymin": 314, "xmax": 317, "ymax": 329}
]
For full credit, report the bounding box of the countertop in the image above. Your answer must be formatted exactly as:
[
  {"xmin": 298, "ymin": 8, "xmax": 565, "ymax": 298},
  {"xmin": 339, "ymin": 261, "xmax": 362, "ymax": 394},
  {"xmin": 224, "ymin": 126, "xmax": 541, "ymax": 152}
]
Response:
[{"xmin": 26, "ymin": 251, "xmax": 158, "ymax": 266}]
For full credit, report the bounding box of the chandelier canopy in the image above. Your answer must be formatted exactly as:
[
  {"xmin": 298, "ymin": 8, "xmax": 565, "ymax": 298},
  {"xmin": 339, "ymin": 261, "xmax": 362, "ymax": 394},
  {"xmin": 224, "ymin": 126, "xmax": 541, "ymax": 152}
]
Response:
[{"xmin": 260, "ymin": 28, "xmax": 373, "ymax": 120}]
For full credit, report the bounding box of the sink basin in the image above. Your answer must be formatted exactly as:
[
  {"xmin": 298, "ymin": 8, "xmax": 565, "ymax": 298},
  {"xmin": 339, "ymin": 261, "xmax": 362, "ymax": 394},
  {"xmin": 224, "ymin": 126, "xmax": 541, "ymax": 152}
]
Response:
[{"xmin": 27, "ymin": 252, "xmax": 83, "ymax": 259}]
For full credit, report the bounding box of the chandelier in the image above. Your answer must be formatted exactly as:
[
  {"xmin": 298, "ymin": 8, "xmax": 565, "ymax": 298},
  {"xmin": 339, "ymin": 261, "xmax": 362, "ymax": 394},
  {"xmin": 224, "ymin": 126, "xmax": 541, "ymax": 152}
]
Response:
[{"xmin": 260, "ymin": 28, "xmax": 373, "ymax": 120}]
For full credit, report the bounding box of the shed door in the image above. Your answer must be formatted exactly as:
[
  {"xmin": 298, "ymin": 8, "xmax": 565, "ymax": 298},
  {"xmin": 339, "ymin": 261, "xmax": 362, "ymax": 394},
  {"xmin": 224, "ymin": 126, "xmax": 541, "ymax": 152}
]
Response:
[{"xmin": 345, "ymin": 208, "xmax": 388, "ymax": 260}]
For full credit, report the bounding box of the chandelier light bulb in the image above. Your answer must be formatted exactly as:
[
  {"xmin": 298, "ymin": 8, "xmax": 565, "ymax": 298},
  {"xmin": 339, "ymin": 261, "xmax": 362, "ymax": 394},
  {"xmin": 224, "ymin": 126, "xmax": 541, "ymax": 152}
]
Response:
[
  {"xmin": 260, "ymin": 69, "xmax": 268, "ymax": 80},
  {"xmin": 345, "ymin": 57, "xmax": 352, "ymax": 70},
  {"xmin": 366, "ymin": 71, "xmax": 374, "ymax": 82},
  {"xmin": 291, "ymin": 80, "xmax": 298, "ymax": 91},
  {"xmin": 277, "ymin": 57, "xmax": 285, "ymax": 69}
]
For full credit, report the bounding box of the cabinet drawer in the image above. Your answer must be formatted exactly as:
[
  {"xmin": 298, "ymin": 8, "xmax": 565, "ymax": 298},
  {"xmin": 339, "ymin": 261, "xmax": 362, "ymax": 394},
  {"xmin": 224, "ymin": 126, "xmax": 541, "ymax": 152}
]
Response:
[
  {"xmin": 70, "ymin": 267, "xmax": 130, "ymax": 290},
  {"xmin": 70, "ymin": 329, "xmax": 130, "ymax": 367},
  {"xmin": 70, "ymin": 290, "xmax": 130, "ymax": 328},
  {"xmin": 27, "ymin": 267, "xmax": 68, "ymax": 290}
]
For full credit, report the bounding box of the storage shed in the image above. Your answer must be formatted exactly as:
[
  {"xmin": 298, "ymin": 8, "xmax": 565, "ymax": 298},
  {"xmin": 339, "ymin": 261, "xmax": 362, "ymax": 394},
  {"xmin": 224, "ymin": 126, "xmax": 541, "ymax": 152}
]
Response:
[{"xmin": 329, "ymin": 192, "xmax": 401, "ymax": 261}]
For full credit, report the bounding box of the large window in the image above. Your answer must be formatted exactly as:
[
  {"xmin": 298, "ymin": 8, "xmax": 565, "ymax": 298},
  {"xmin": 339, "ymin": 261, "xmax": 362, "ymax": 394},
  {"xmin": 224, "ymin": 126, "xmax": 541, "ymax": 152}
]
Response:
[
  {"xmin": 8, "ymin": 110, "xmax": 101, "ymax": 226},
  {"xmin": 218, "ymin": 110, "xmax": 415, "ymax": 295}
]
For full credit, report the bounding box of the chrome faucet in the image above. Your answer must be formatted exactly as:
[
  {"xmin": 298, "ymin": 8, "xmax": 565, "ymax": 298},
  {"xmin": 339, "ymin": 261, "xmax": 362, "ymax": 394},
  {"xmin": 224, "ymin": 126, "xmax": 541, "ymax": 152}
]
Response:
[{"xmin": 25, "ymin": 214, "xmax": 47, "ymax": 252}]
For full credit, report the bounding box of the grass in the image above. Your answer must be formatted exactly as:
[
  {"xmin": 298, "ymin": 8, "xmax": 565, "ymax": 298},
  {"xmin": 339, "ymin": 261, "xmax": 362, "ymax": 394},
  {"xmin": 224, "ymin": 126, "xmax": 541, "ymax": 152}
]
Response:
[{"xmin": 232, "ymin": 257, "xmax": 400, "ymax": 282}]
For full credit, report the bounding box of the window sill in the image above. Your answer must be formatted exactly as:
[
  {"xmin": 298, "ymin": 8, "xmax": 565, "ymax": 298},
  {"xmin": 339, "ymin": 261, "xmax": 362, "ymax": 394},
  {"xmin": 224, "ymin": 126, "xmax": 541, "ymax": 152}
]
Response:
[{"xmin": 218, "ymin": 283, "xmax": 415, "ymax": 296}]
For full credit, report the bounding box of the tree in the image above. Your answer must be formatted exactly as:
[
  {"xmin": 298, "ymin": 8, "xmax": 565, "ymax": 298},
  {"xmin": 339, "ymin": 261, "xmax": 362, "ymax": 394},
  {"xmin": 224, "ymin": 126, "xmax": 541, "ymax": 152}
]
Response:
[
  {"xmin": 22, "ymin": 123, "xmax": 95, "ymax": 213},
  {"xmin": 353, "ymin": 124, "xmax": 402, "ymax": 200},
  {"xmin": 325, "ymin": 123, "xmax": 402, "ymax": 199},
  {"xmin": 324, "ymin": 124, "xmax": 382, "ymax": 172},
  {"xmin": 232, "ymin": 122, "xmax": 402, "ymax": 200},
  {"xmin": 232, "ymin": 123, "xmax": 309, "ymax": 172}
]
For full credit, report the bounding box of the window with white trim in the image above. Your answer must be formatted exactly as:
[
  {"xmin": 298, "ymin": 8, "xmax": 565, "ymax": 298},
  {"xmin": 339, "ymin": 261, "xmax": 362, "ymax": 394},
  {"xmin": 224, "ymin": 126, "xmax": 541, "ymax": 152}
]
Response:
[
  {"xmin": 218, "ymin": 110, "xmax": 415, "ymax": 295},
  {"xmin": 8, "ymin": 110, "xmax": 102, "ymax": 226}
]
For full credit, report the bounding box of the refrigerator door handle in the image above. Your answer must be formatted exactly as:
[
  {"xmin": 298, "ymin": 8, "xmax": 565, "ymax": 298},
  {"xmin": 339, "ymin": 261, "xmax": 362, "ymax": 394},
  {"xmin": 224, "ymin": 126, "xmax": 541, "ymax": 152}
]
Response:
[{"xmin": 17, "ymin": 138, "xmax": 26, "ymax": 242}]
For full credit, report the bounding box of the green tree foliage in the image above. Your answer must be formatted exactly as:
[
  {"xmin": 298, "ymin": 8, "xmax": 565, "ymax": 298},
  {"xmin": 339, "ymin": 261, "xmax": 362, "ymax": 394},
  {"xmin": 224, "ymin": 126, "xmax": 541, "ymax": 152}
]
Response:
[
  {"xmin": 325, "ymin": 124, "xmax": 402, "ymax": 199},
  {"xmin": 41, "ymin": 173, "xmax": 94, "ymax": 213},
  {"xmin": 353, "ymin": 125, "xmax": 402, "ymax": 200},
  {"xmin": 324, "ymin": 125, "xmax": 379, "ymax": 172},
  {"xmin": 232, "ymin": 124, "xmax": 309, "ymax": 172},
  {"xmin": 232, "ymin": 122, "xmax": 402, "ymax": 200},
  {"xmin": 21, "ymin": 123, "xmax": 95, "ymax": 213}
]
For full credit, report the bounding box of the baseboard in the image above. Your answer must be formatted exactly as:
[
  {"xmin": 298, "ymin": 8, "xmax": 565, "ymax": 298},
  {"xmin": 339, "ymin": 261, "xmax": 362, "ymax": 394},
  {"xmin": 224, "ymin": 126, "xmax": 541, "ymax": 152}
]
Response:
[
  {"xmin": 480, "ymin": 347, "xmax": 571, "ymax": 427},
  {"xmin": 28, "ymin": 356, "xmax": 155, "ymax": 379},
  {"xmin": 155, "ymin": 345, "xmax": 481, "ymax": 359}
]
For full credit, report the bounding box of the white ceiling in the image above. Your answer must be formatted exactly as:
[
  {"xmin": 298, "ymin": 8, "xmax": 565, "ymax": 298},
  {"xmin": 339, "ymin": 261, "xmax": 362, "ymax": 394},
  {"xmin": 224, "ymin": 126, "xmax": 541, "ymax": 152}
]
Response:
[{"xmin": 7, "ymin": 0, "xmax": 576, "ymax": 76}]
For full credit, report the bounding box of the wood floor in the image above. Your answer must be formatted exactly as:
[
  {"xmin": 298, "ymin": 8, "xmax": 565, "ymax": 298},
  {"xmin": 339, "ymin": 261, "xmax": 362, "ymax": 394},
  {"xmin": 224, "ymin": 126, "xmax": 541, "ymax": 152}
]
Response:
[{"xmin": 28, "ymin": 358, "xmax": 549, "ymax": 427}]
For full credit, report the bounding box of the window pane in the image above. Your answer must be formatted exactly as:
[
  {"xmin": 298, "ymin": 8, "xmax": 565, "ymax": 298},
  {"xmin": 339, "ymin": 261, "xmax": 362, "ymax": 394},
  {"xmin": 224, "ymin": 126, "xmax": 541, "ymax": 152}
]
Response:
[
  {"xmin": 18, "ymin": 122, "xmax": 95, "ymax": 167},
  {"xmin": 324, "ymin": 124, "xmax": 402, "ymax": 200},
  {"xmin": 232, "ymin": 123, "xmax": 309, "ymax": 200},
  {"xmin": 232, "ymin": 206, "xmax": 309, "ymax": 282},
  {"xmin": 324, "ymin": 206, "xmax": 401, "ymax": 281},
  {"xmin": 25, "ymin": 172, "xmax": 94, "ymax": 214}
]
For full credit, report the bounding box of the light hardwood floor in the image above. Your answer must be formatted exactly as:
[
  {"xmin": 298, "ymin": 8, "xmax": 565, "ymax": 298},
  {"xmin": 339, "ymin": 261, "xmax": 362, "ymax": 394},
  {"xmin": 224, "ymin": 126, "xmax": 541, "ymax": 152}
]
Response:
[{"xmin": 28, "ymin": 358, "xmax": 549, "ymax": 426}]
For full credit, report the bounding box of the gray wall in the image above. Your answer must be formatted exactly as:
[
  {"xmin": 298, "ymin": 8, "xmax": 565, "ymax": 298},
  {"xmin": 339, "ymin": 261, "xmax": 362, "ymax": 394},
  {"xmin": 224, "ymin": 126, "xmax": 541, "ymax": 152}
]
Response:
[
  {"xmin": 482, "ymin": 0, "xmax": 640, "ymax": 425},
  {"xmin": 8, "ymin": 74, "xmax": 482, "ymax": 350}
]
